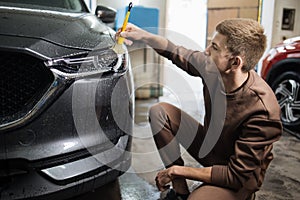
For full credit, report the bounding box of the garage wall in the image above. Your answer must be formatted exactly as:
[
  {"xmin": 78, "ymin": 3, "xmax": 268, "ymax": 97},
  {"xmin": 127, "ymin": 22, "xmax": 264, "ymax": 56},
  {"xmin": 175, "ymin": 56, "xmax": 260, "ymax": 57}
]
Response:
[
  {"xmin": 271, "ymin": 0, "xmax": 300, "ymax": 46},
  {"xmin": 97, "ymin": 0, "xmax": 166, "ymax": 29},
  {"xmin": 163, "ymin": 0, "xmax": 207, "ymax": 104},
  {"xmin": 206, "ymin": 0, "xmax": 259, "ymax": 45},
  {"xmin": 165, "ymin": 0, "xmax": 207, "ymax": 49}
]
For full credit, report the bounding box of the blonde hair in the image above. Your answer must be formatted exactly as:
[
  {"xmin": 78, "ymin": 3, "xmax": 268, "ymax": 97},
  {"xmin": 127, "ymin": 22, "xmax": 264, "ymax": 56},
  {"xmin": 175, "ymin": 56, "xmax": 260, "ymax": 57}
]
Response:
[{"xmin": 216, "ymin": 18, "xmax": 266, "ymax": 72}]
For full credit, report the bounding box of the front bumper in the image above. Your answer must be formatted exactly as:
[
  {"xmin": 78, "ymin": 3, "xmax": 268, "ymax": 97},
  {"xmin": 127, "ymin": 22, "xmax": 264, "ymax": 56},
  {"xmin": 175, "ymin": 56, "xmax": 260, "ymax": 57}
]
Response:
[
  {"xmin": 0, "ymin": 135, "xmax": 131, "ymax": 200},
  {"xmin": 0, "ymin": 70, "xmax": 134, "ymax": 199}
]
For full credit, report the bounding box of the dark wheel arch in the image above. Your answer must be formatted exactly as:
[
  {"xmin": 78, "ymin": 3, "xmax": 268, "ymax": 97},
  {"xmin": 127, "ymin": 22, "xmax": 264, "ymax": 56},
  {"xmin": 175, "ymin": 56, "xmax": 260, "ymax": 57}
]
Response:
[{"xmin": 266, "ymin": 58, "xmax": 300, "ymax": 84}]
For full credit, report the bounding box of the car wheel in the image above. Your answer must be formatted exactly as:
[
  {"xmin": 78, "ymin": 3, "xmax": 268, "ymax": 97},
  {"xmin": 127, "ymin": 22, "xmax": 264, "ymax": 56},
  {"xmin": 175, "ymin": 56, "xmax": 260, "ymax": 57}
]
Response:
[{"xmin": 271, "ymin": 71, "xmax": 300, "ymax": 139}]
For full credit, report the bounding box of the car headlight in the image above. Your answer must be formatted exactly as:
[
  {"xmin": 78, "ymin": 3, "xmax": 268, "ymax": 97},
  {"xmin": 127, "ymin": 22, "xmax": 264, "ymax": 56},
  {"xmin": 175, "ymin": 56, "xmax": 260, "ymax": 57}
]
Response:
[{"xmin": 45, "ymin": 49, "xmax": 128, "ymax": 79}]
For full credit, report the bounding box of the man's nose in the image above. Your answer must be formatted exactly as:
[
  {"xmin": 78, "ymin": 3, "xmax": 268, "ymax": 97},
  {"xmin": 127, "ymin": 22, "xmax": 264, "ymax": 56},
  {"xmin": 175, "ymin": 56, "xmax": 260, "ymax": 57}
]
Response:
[{"xmin": 204, "ymin": 45, "xmax": 210, "ymax": 56}]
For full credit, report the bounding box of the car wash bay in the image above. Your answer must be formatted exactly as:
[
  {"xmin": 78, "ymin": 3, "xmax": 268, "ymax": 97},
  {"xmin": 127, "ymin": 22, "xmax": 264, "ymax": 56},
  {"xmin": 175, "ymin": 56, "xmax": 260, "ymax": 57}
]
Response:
[{"xmin": 79, "ymin": 0, "xmax": 299, "ymax": 199}]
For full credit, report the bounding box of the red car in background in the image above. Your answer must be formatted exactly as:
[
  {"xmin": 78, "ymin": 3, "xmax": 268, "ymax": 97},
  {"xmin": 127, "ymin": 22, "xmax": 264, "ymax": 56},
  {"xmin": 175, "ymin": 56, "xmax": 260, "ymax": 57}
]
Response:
[{"xmin": 261, "ymin": 36, "xmax": 300, "ymax": 139}]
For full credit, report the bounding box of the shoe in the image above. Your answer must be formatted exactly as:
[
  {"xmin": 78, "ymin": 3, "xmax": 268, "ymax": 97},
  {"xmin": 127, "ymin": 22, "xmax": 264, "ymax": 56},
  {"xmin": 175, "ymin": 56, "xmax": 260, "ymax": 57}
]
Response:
[
  {"xmin": 159, "ymin": 188, "xmax": 177, "ymax": 200},
  {"xmin": 159, "ymin": 188, "xmax": 189, "ymax": 200}
]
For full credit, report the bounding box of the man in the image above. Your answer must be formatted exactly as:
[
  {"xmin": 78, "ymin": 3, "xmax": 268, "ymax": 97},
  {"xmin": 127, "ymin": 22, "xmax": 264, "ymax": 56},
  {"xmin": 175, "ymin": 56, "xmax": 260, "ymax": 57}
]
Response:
[{"xmin": 119, "ymin": 18, "xmax": 282, "ymax": 200}]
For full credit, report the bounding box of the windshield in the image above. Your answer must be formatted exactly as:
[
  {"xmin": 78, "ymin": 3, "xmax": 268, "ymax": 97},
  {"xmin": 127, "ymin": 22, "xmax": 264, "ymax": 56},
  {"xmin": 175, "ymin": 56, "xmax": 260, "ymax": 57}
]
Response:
[{"xmin": 0, "ymin": 0, "xmax": 88, "ymax": 12}]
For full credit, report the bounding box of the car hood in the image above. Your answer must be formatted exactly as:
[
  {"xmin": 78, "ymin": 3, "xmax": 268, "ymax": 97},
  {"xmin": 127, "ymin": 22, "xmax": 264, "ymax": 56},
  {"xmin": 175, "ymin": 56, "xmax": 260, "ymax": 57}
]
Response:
[{"xmin": 0, "ymin": 7, "xmax": 115, "ymax": 58}]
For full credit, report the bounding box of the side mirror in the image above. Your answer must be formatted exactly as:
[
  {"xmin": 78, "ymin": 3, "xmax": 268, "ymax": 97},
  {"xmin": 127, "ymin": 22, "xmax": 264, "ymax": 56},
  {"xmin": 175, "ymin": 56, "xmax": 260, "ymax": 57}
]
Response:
[{"xmin": 95, "ymin": 5, "xmax": 116, "ymax": 24}]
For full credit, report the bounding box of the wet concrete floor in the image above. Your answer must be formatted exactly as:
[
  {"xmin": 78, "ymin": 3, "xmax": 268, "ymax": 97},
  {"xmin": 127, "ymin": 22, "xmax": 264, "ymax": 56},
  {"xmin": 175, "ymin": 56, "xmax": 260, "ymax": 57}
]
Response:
[{"xmin": 75, "ymin": 96, "xmax": 300, "ymax": 200}]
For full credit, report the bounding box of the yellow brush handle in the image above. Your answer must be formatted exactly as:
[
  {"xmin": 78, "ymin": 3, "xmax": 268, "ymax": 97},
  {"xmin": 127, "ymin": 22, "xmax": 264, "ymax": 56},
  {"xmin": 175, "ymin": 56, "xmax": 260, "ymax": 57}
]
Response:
[{"xmin": 117, "ymin": 2, "xmax": 133, "ymax": 45}]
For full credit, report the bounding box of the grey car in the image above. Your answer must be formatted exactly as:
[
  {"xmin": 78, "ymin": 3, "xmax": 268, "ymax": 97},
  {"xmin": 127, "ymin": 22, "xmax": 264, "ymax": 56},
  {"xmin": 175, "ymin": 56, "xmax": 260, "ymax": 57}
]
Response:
[{"xmin": 0, "ymin": 0, "xmax": 134, "ymax": 199}]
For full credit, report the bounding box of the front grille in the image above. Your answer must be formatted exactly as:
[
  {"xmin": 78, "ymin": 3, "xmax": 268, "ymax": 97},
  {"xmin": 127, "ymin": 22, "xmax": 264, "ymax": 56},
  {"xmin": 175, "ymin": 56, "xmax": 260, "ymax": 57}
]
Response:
[{"xmin": 0, "ymin": 52, "xmax": 54, "ymax": 125}]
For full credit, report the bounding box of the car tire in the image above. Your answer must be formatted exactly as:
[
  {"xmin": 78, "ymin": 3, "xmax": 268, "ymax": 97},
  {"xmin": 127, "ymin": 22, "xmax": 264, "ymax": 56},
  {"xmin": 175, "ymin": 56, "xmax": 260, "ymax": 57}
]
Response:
[{"xmin": 270, "ymin": 70, "xmax": 300, "ymax": 138}]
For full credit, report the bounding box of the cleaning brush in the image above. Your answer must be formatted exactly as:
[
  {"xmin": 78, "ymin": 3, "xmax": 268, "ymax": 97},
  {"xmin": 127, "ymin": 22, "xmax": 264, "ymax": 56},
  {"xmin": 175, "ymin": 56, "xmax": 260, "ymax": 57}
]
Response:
[{"xmin": 112, "ymin": 2, "xmax": 133, "ymax": 54}]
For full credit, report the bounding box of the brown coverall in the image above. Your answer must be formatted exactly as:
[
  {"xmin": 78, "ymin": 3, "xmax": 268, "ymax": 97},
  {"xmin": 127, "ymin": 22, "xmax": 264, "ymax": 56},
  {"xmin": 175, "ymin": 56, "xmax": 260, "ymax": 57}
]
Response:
[{"xmin": 149, "ymin": 41, "xmax": 283, "ymax": 199}]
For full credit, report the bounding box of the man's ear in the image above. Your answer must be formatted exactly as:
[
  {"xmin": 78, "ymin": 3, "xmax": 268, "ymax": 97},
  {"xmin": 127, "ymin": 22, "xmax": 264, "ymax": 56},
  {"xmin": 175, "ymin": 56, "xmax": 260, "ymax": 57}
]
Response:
[{"xmin": 231, "ymin": 56, "xmax": 243, "ymax": 69}]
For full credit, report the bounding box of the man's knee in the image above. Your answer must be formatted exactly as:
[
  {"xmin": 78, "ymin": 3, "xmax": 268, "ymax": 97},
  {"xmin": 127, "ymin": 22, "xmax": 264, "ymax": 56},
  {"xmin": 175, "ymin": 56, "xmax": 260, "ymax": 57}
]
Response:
[
  {"xmin": 148, "ymin": 102, "xmax": 172, "ymax": 136},
  {"xmin": 149, "ymin": 103, "xmax": 161, "ymax": 121},
  {"xmin": 148, "ymin": 102, "xmax": 170, "ymax": 122}
]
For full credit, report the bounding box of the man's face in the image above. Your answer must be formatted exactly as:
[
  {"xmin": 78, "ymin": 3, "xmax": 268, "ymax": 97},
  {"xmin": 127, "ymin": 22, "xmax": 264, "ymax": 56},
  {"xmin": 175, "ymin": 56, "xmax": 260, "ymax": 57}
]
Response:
[{"xmin": 205, "ymin": 32, "xmax": 233, "ymax": 74}]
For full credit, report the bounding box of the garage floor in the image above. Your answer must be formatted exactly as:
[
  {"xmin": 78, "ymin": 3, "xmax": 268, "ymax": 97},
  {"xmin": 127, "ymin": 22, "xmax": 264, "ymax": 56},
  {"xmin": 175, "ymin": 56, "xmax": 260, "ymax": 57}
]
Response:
[{"xmin": 73, "ymin": 92, "xmax": 300, "ymax": 200}]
